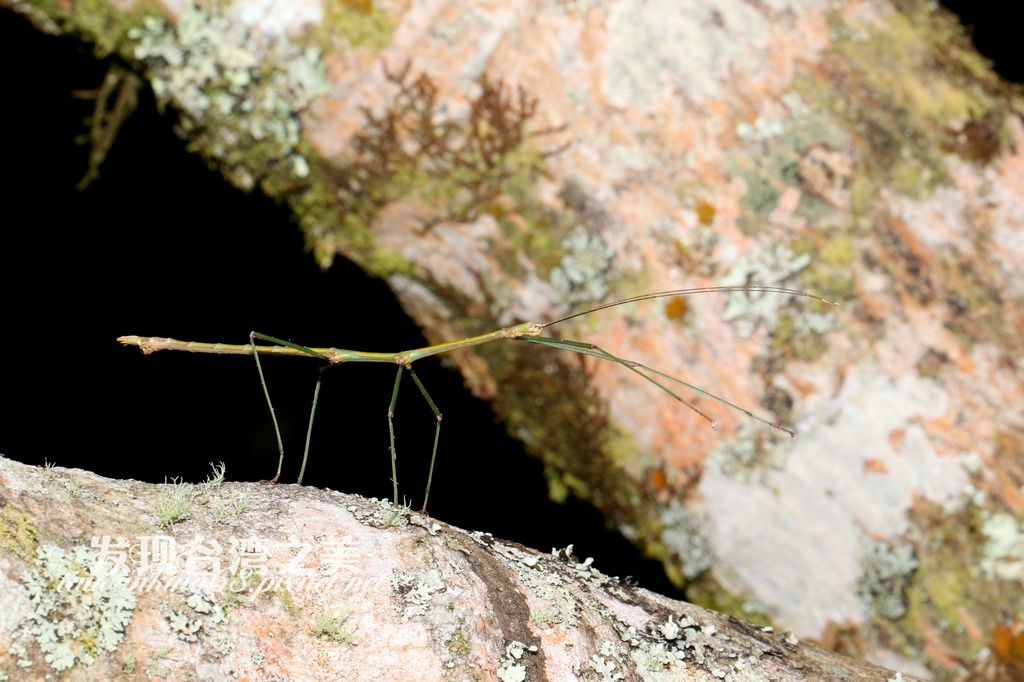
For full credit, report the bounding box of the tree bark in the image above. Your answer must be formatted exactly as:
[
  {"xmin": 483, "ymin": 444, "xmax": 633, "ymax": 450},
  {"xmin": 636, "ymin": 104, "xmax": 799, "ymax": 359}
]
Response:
[
  {"xmin": 4, "ymin": 0, "xmax": 1023, "ymax": 678},
  {"xmin": 0, "ymin": 455, "xmax": 917, "ymax": 680}
]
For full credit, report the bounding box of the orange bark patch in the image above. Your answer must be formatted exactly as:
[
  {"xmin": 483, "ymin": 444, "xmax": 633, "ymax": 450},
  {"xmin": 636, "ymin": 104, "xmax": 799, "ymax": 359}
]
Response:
[
  {"xmin": 862, "ymin": 458, "xmax": 889, "ymax": 474},
  {"xmin": 663, "ymin": 296, "xmax": 688, "ymax": 321},
  {"xmin": 647, "ymin": 467, "xmax": 668, "ymax": 494},
  {"xmin": 695, "ymin": 199, "xmax": 717, "ymax": 226},
  {"xmin": 991, "ymin": 621, "xmax": 1024, "ymax": 668},
  {"xmin": 993, "ymin": 431, "xmax": 1024, "ymax": 513}
]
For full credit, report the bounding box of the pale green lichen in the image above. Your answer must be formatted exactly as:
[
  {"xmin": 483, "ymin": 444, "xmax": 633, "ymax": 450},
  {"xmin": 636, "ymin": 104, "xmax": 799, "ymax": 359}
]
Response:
[
  {"xmin": 154, "ymin": 476, "xmax": 195, "ymax": 528},
  {"xmin": 632, "ymin": 640, "xmax": 687, "ymax": 674},
  {"xmin": 589, "ymin": 640, "xmax": 627, "ymax": 681},
  {"xmin": 526, "ymin": 570, "xmax": 579, "ymax": 627},
  {"xmin": 720, "ymin": 243, "xmax": 815, "ymax": 337},
  {"xmin": 165, "ymin": 608, "xmax": 202, "ymax": 642},
  {"xmin": 162, "ymin": 591, "xmax": 229, "ymax": 647},
  {"xmin": 154, "ymin": 463, "xmax": 234, "ymax": 528},
  {"xmin": 980, "ymin": 512, "xmax": 1024, "ymax": 583},
  {"xmin": 659, "ymin": 504, "xmax": 712, "ymax": 580},
  {"xmin": 669, "ymin": 224, "xmax": 719, "ymax": 278},
  {"xmin": 497, "ymin": 640, "xmax": 536, "ymax": 682},
  {"xmin": 230, "ymin": 0, "xmax": 323, "ymax": 36},
  {"xmin": 128, "ymin": 4, "xmax": 328, "ymax": 189},
  {"xmin": 711, "ymin": 421, "xmax": 791, "ymax": 485},
  {"xmin": 352, "ymin": 498, "xmax": 411, "ymax": 527},
  {"xmin": 856, "ymin": 541, "xmax": 918, "ymax": 620},
  {"xmin": 310, "ymin": 611, "xmax": 355, "ymax": 643},
  {"xmin": 620, "ymin": 613, "xmax": 752, "ymax": 679},
  {"xmin": 120, "ymin": 651, "xmax": 136, "ymax": 675},
  {"xmin": 9, "ymin": 544, "xmax": 137, "ymax": 673},
  {"xmin": 391, "ymin": 568, "xmax": 446, "ymax": 620},
  {"xmin": 481, "ymin": 537, "xmax": 580, "ymax": 627},
  {"xmin": 42, "ymin": 462, "xmax": 90, "ymax": 500},
  {"xmin": 478, "ymin": 533, "xmax": 773, "ymax": 679},
  {"xmin": 549, "ymin": 230, "xmax": 614, "ymax": 305},
  {"xmin": 212, "ymin": 489, "xmax": 254, "ymax": 524}
]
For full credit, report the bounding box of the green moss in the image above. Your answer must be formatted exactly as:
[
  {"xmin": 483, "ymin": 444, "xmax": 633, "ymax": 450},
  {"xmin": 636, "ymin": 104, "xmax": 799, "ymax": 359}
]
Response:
[
  {"xmin": 891, "ymin": 502, "xmax": 1024, "ymax": 678},
  {"xmin": 771, "ymin": 313, "xmax": 830, "ymax": 362},
  {"xmin": 643, "ymin": 540, "xmax": 685, "ymax": 588},
  {"xmin": 0, "ymin": 506, "xmax": 38, "ymax": 560},
  {"xmin": 277, "ymin": 587, "xmax": 301, "ymax": 619},
  {"xmin": 686, "ymin": 573, "xmax": 773, "ymax": 627},
  {"xmin": 11, "ymin": 0, "xmax": 164, "ymax": 58},
  {"xmin": 765, "ymin": 231, "xmax": 849, "ymax": 363},
  {"xmin": 791, "ymin": 229, "xmax": 858, "ymax": 303},
  {"xmin": 310, "ymin": 611, "xmax": 355, "ymax": 643},
  {"xmin": 279, "ymin": 151, "xmax": 415, "ymax": 277},
  {"xmin": 485, "ymin": 340, "xmax": 603, "ymax": 498},
  {"xmin": 73, "ymin": 0, "xmax": 163, "ymax": 56},
  {"xmin": 313, "ymin": 0, "xmax": 395, "ymax": 50},
  {"xmin": 846, "ymin": 175, "xmax": 878, "ymax": 217},
  {"xmin": 915, "ymin": 564, "xmax": 966, "ymax": 626},
  {"xmin": 447, "ymin": 630, "xmax": 470, "ymax": 655},
  {"xmin": 818, "ymin": 231, "xmax": 856, "ymax": 265},
  {"xmin": 795, "ymin": 0, "xmax": 1017, "ymax": 206},
  {"xmin": 466, "ymin": 310, "xmax": 698, "ymax": 592},
  {"xmin": 543, "ymin": 465, "xmax": 589, "ymax": 504}
]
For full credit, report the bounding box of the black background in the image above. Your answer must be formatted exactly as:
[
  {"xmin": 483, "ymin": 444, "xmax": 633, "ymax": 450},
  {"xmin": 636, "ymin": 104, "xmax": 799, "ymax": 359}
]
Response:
[{"xmin": 0, "ymin": 4, "xmax": 1018, "ymax": 600}]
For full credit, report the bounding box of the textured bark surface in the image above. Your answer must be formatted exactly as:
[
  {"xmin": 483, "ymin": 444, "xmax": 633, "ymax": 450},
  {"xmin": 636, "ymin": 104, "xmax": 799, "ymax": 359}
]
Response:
[
  {"xmin": 4, "ymin": 0, "xmax": 1024, "ymax": 678},
  {"xmin": 0, "ymin": 455, "xmax": 917, "ymax": 680}
]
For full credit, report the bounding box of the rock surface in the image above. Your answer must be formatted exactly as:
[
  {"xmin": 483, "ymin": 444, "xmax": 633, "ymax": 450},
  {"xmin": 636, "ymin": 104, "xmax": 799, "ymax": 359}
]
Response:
[{"xmin": 0, "ymin": 456, "xmax": 916, "ymax": 680}]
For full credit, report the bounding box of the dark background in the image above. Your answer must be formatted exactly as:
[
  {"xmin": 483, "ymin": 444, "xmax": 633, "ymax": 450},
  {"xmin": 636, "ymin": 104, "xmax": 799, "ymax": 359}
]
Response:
[{"xmin": 0, "ymin": 4, "xmax": 1018, "ymax": 600}]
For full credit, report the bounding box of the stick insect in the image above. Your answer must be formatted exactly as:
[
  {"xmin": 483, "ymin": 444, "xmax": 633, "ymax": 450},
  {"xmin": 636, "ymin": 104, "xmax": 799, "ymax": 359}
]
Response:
[{"xmin": 119, "ymin": 285, "xmax": 835, "ymax": 511}]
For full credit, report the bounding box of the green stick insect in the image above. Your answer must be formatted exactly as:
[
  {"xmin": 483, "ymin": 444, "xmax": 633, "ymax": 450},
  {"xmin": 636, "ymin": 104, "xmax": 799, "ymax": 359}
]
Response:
[{"xmin": 119, "ymin": 285, "xmax": 834, "ymax": 511}]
